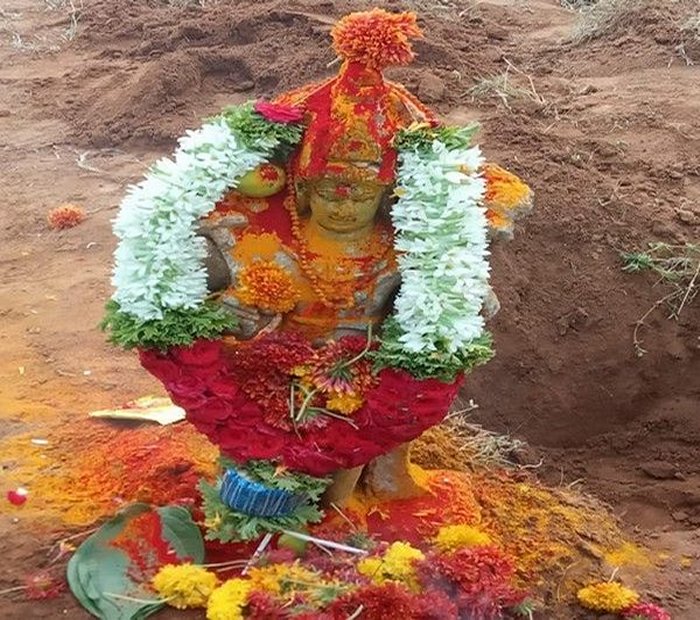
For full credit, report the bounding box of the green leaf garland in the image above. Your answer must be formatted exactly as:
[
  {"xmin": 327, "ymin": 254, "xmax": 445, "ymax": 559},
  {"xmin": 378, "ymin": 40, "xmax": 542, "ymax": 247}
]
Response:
[{"xmin": 101, "ymin": 300, "xmax": 236, "ymax": 351}]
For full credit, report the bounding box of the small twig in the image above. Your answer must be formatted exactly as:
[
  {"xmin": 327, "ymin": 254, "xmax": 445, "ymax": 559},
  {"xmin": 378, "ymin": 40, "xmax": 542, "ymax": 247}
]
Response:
[
  {"xmin": 633, "ymin": 291, "xmax": 681, "ymax": 357},
  {"xmin": 312, "ymin": 407, "xmax": 360, "ymax": 430},
  {"xmin": 200, "ymin": 559, "xmax": 248, "ymax": 569},
  {"xmin": 336, "ymin": 323, "xmax": 373, "ymax": 370},
  {"xmin": 347, "ymin": 604, "xmax": 364, "ymax": 620},
  {"xmin": 280, "ymin": 530, "xmax": 368, "ymax": 555},
  {"xmin": 104, "ymin": 592, "xmax": 165, "ymax": 604},
  {"xmin": 676, "ymin": 260, "xmax": 700, "ymax": 318},
  {"xmin": 519, "ymin": 458, "xmax": 545, "ymax": 471},
  {"xmin": 242, "ymin": 532, "xmax": 273, "ymax": 575},
  {"xmin": 330, "ymin": 502, "xmax": 358, "ymax": 532}
]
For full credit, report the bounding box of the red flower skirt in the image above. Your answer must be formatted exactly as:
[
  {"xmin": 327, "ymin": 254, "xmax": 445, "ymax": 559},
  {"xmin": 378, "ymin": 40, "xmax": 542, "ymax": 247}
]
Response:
[{"xmin": 140, "ymin": 339, "xmax": 462, "ymax": 476}]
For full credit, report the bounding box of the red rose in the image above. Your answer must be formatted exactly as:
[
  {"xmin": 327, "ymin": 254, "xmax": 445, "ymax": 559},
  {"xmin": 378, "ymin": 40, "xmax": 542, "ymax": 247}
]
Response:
[
  {"xmin": 172, "ymin": 339, "xmax": 223, "ymax": 367},
  {"xmin": 139, "ymin": 350, "xmax": 182, "ymax": 383},
  {"xmin": 254, "ymin": 101, "xmax": 304, "ymax": 124},
  {"xmin": 168, "ymin": 375, "xmax": 208, "ymax": 409},
  {"xmin": 205, "ymin": 374, "xmax": 240, "ymax": 399},
  {"xmin": 199, "ymin": 397, "xmax": 235, "ymax": 422}
]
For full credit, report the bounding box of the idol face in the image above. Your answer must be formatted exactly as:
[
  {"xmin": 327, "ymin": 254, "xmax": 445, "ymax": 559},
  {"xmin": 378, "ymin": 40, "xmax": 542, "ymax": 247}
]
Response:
[{"xmin": 307, "ymin": 178, "xmax": 384, "ymax": 234}]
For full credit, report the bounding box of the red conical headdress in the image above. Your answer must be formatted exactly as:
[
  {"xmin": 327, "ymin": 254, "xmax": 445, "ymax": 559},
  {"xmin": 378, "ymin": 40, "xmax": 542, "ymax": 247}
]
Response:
[{"xmin": 275, "ymin": 9, "xmax": 437, "ymax": 185}]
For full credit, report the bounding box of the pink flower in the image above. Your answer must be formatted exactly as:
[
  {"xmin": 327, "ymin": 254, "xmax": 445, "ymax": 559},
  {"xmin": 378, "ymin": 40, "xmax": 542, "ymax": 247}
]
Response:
[
  {"xmin": 622, "ymin": 602, "xmax": 672, "ymax": 620},
  {"xmin": 254, "ymin": 100, "xmax": 304, "ymax": 124}
]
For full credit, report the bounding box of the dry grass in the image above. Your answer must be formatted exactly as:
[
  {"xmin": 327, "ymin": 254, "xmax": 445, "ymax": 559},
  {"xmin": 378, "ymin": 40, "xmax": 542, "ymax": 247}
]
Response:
[
  {"xmin": 166, "ymin": 0, "xmax": 219, "ymax": 8},
  {"xmin": 569, "ymin": 0, "xmax": 645, "ymax": 43},
  {"xmin": 404, "ymin": 0, "xmax": 482, "ymax": 20},
  {"xmin": 683, "ymin": 13, "xmax": 700, "ymax": 38},
  {"xmin": 468, "ymin": 59, "xmax": 551, "ymax": 115},
  {"xmin": 622, "ymin": 242, "xmax": 700, "ymax": 356},
  {"xmin": 2, "ymin": 0, "xmax": 83, "ymax": 51},
  {"xmin": 678, "ymin": 13, "xmax": 700, "ymax": 64},
  {"xmin": 559, "ymin": 0, "xmax": 598, "ymax": 8},
  {"xmin": 443, "ymin": 405, "xmax": 527, "ymax": 470}
]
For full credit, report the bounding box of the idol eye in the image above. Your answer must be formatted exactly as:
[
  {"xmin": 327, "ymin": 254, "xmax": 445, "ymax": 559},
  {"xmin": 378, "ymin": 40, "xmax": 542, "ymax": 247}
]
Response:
[
  {"xmin": 351, "ymin": 186, "xmax": 374, "ymax": 200},
  {"xmin": 313, "ymin": 184, "xmax": 337, "ymax": 198}
]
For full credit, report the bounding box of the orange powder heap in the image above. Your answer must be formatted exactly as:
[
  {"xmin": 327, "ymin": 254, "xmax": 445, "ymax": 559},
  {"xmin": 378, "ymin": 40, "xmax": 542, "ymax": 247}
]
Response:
[{"xmin": 2, "ymin": 421, "xmax": 217, "ymax": 526}]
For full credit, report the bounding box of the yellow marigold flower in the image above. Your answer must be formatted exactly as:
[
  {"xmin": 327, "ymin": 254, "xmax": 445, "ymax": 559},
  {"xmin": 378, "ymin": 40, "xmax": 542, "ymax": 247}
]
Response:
[
  {"xmin": 152, "ymin": 563, "xmax": 218, "ymax": 609},
  {"xmin": 577, "ymin": 582, "xmax": 639, "ymax": 613},
  {"xmin": 326, "ymin": 392, "xmax": 364, "ymax": 414},
  {"xmin": 236, "ymin": 261, "xmax": 300, "ymax": 313},
  {"xmin": 357, "ymin": 541, "xmax": 425, "ymax": 591},
  {"xmin": 434, "ymin": 524, "xmax": 492, "ymax": 552},
  {"xmin": 291, "ymin": 365, "xmax": 309, "ymax": 377},
  {"xmin": 247, "ymin": 562, "xmax": 319, "ymax": 595},
  {"xmin": 206, "ymin": 579, "xmax": 251, "ymax": 620}
]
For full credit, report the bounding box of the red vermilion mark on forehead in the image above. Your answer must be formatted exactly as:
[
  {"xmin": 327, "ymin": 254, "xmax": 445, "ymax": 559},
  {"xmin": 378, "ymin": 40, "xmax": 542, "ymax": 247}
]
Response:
[
  {"xmin": 259, "ymin": 164, "xmax": 280, "ymax": 181},
  {"xmin": 334, "ymin": 185, "xmax": 352, "ymax": 198}
]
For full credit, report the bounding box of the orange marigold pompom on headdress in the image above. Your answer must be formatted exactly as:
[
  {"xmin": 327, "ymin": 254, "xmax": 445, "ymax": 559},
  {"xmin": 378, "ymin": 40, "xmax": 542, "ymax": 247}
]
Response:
[{"xmin": 276, "ymin": 9, "xmax": 436, "ymax": 185}]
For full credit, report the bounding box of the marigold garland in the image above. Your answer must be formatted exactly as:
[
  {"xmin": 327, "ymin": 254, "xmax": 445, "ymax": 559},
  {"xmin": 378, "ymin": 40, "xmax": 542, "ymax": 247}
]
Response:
[
  {"xmin": 482, "ymin": 163, "xmax": 533, "ymax": 239},
  {"xmin": 151, "ymin": 563, "xmax": 218, "ymax": 609},
  {"xmin": 577, "ymin": 582, "xmax": 640, "ymax": 613},
  {"xmin": 235, "ymin": 261, "xmax": 301, "ymax": 313}
]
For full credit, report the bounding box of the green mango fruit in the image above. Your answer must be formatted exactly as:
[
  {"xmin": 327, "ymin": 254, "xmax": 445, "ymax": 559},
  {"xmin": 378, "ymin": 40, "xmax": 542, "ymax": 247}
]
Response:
[
  {"xmin": 237, "ymin": 163, "xmax": 286, "ymax": 198},
  {"xmin": 277, "ymin": 532, "xmax": 308, "ymax": 556}
]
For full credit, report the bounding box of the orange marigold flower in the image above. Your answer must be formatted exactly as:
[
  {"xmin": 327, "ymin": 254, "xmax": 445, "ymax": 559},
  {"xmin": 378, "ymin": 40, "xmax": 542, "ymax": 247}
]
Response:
[
  {"xmin": 47, "ymin": 204, "xmax": 85, "ymax": 230},
  {"xmin": 236, "ymin": 261, "xmax": 300, "ymax": 314},
  {"xmin": 331, "ymin": 9, "xmax": 423, "ymax": 68},
  {"xmin": 482, "ymin": 164, "xmax": 533, "ymax": 218}
]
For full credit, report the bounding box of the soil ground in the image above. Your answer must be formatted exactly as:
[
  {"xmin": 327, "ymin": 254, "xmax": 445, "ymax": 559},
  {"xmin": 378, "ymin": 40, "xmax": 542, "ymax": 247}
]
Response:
[{"xmin": 0, "ymin": 0, "xmax": 698, "ymax": 618}]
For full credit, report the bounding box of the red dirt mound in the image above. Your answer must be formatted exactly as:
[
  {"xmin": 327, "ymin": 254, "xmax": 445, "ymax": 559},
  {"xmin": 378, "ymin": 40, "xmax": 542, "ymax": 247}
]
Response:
[
  {"xmin": 60, "ymin": 0, "xmax": 501, "ymax": 146},
  {"xmin": 34, "ymin": 0, "xmax": 700, "ymax": 534}
]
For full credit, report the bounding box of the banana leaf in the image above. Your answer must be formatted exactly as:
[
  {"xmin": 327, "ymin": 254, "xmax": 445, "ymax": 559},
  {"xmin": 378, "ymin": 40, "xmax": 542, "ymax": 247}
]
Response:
[{"xmin": 67, "ymin": 503, "xmax": 204, "ymax": 619}]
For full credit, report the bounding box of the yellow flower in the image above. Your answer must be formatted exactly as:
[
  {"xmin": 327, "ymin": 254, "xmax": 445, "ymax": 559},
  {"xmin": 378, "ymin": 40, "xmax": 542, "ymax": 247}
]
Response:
[
  {"xmin": 206, "ymin": 579, "xmax": 251, "ymax": 620},
  {"xmin": 247, "ymin": 562, "xmax": 319, "ymax": 596},
  {"xmin": 204, "ymin": 511, "xmax": 223, "ymax": 531},
  {"xmin": 357, "ymin": 541, "xmax": 425, "ymax": 591},
  {"xmin": 236, "ymin": 261, "xmax": 300, "ymax": 313},
  {"xmin": 433, "ymin": 524, "xmax": 492, "ymax": 552},
  {"xmin": 577, "ymin": 582, "xmax": 639, "ymax": 613},
  {"xmin": 326, "ymin": 392, "xmax": 364, "ymax": 414},
  {"xmin": 152, "ymin": 563, "xmax": 218, "ymax": 609}
]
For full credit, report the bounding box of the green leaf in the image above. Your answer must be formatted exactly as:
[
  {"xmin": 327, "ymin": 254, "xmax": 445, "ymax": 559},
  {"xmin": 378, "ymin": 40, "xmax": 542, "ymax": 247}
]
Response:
[
  {"xmin": 394, "ymin": 122, "xmax": 481, "ymax": 153},
  {"xmin": 227, "ymin": 459, "xmax": 330, "ymax": 502},
  {"xmin": 157, "ymin": 505, "xmax": 206, "ymax": 562},
  {"xmin": 199, "ymin": 476, "xmax": 326, "ymax": 543},
  {"xmin": 67, "ymin": 503, "xmax": 204, "ymax": 619},
  {"xmin": 101, "ymin": 300, "xmax": 236, "ymax": 351},
  {"xmin": 215, "ymin": 102, "xmax": 303, "ymax": 158},
  {"xmin": 371, "ymin": 316, "xmax": 494, "ymax": 381}
]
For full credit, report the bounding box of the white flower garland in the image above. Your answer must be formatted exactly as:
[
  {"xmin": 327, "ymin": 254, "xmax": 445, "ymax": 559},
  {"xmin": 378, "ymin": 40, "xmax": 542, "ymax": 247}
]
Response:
[
  {"xmin": 110, "ymin": 112, "xmax": 489, "ymax": 361},
  {"xmin": 112, "ymin": 117, "xmax": 277, "ymax": 321},
  {"xmin": 391, "ymin": 140, "xmax": 489, "ymax": 354}
]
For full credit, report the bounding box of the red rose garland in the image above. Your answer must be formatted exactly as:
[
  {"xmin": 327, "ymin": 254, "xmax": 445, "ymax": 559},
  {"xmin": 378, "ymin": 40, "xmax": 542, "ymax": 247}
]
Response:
[{"xmin": 139, "ymin": 338, "xmax": 462, "ymax": 476}]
